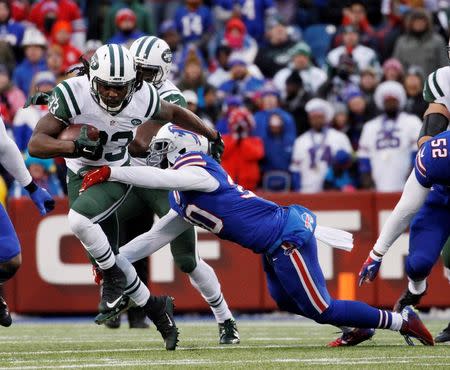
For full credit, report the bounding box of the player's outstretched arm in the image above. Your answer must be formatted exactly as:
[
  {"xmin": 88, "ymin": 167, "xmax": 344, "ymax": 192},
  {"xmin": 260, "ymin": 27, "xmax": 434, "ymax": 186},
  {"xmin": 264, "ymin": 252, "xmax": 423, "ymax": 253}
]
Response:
[
  {"xmin": 28, "ymin": 113, "xmax": 76, "ymax": 158},
  {"xmin": 153, "ymin": 101, "xmax": 225, "ymax": 162},
  {"xmin": 119, "ymin": 209, "xmax": 191, "ymax": 263},
  {"xmin": 358, "ymin": 171, "xmax": 430, "ymax": 286},
  {"xmin": 0, "ymin": 118, "xmax": 55, "ymax": 215},
  {"xmin": 418, "ymin": 103, "xmax": 450, "ymax": 148}
]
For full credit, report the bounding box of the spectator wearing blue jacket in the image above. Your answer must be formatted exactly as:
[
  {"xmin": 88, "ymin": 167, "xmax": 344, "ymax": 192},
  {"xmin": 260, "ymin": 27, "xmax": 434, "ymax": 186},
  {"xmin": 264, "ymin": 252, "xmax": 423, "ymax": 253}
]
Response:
[
  {"xmin": 0, "ymin": 0, "xmax": 25, "ymax": 50},
  {"xmin": 13, "ymin": 28, "xmax": 48, "ymax": 96},
  {"xmin": 219, "ymin": 58, "xmax": 264, "ymax": 98},
  {"xmin": 254, "ymin": 87, "xmax": 296, "ymax": 191}
]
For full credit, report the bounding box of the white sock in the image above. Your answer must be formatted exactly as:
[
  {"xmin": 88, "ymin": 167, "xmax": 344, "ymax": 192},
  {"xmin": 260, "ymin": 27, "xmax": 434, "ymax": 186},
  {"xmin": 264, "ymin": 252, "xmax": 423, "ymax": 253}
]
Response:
[
  {"xmin": 116, "ymin": 254, "xmax": 150, "ymax": 307},
  {"xmin": 408, "ymin": 278, "xmax": 427, "ymax": 295},
  {"xmin": 389, "ymin": 312, "xmax": 403, "ymax": 331},
  {"xmin": 189, "ymin": 259, "xmax": 232, "ymax": 323},
  {"xmin": 68, "ymin": 210, "xmax": 115, "ymax": 269}
]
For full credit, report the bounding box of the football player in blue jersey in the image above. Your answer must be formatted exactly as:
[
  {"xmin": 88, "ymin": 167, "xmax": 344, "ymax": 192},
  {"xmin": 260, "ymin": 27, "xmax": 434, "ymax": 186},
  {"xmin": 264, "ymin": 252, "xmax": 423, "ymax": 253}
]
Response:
[
  {"xmin": 358, "ymin": 131, "xmax": 450, "ymax": 343},
  {"xmin": 0, "ymin": 116, "xmax": 55, "ymax": 326},
  {"xmin": 80, "ymin": 123, "xmax": 434, "ymax": 346}
]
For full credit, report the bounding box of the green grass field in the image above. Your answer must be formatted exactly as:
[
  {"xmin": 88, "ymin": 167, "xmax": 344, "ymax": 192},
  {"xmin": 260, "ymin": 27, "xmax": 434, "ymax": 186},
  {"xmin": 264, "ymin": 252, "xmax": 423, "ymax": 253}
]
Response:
[{"xmin": 0, "ymin": 317, "xmax": 449, "ymax": 369}]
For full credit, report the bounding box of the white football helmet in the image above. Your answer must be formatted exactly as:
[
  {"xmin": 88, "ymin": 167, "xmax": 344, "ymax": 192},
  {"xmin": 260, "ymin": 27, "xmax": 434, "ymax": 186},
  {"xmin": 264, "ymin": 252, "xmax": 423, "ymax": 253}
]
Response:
[
  {"xmin": 129, "ymin": 36, "xmax": 172, "ymax": 87},
  {"xmin": 89, "ymin": 44, "xmax": 137, "ymax": 115},
  {"xmin": 147, "ymin": 123, "xmax": 209, "ymax": 168}
]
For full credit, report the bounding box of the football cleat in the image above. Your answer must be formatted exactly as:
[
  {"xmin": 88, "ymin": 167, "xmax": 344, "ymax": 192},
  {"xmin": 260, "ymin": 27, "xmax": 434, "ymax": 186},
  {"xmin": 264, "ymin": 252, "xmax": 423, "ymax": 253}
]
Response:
[
  {"xmin": 99, "ymin": 263, "xmax": 127, "ymax": 314},
  {"xmin": 146, "ymin": 296, "xmax": 179, "ymax": 350},
  {"xmin": 328, "ymin": 328, "xmax": 375, "ymax": 347},
  {"xmin": 393, "ymin": 286, "xmax": 427, "ymax": 313},
  {"xmin": 105, "ymin": 315, "xmax": 121, "ymax": 329},
  {"xmin": 435, "ymin": 323, "xmax": 450, "ymax": 343},
  {"xmin": 399, "ymin": 306, "xmax": 434, "ymax": 346},
  {"xmin": 95, "ymin": 295, "xmax": 132, "ymax": 325},
  {"xmin": 0, "ymin": 296, "xmax": 12, "ymax": 327},
  {"xmin": 219, "ymin": 318, "xmax": 240, "ymax": 344}
]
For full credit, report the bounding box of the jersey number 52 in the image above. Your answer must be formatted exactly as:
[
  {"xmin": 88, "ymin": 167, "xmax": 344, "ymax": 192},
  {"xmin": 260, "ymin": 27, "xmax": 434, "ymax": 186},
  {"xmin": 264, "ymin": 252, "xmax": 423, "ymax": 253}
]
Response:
[{"xmin": 431, "ymin": 138, "xmax": 448, "ymax": 158}]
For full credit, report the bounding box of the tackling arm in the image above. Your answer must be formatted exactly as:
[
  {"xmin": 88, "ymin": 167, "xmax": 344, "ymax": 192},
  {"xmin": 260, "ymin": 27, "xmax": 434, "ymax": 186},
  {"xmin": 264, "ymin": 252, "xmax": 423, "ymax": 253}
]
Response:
[
  {"xmin": 154, "ymin": 100, "xmax": 218, "ymax": 141},
  {"xmin": 0, "ymin": 118, "xmax": 32, "ymax": 186},
  {"xmin": 373, "ymin": 171, "xmax": 430, "ymax": 256},
  {"xmin": 119, "ymin": 209, "xmax": 192, "ymax": 263}
]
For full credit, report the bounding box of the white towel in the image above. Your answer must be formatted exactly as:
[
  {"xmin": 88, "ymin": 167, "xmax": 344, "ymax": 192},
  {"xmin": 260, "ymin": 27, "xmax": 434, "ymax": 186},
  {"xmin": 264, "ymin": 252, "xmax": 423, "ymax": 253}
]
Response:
[{"xmin": 314, "ymin": 225, "xmax": 354, "ymax": 252}]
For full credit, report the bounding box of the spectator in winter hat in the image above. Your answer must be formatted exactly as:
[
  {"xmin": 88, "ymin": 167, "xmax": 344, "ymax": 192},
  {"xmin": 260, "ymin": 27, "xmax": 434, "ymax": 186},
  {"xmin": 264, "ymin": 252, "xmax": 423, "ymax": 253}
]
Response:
[
  {"xmin": 382, "ymin": 58, "xmax": 404, "ymax": 82},
  {"xmin": 224, "ymin": 17, "xmax": 258, "ymax": 65},
  {"xmin": 273, "ymin": 41, "xmax": 327, "ymax": 95},
  {"xmin": 51, "ymin": 20, "xmax": 82, "ymax": 71},
  {"xmin": 107, "ymin": 8, "xmax": 145, "ymax": 47},
  {"xmin": 324, "ymin": 149, "xmax": 356, "ymax": 191},
  {"xmin": 358, "ymin": 80, "xmax": 422, "ymax": 192},
  {"xmin": 13, "ymin": 28, "xmax": 48, "ymax": 95},
  {"xmin": 0, "ymin": 0, "xmax": 25, "ymax": 49}
]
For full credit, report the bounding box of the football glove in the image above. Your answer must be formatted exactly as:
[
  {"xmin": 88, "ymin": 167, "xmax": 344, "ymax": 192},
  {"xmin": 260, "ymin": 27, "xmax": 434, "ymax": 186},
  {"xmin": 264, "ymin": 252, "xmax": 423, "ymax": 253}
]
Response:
[
  {"xmin": 24, "ymin": 91, "xmax": 51, "ymax": 108},
  {"xmin": 80, "ymin": 166, "xmax": 111, "ymax": 193},
  {"xmin": 209, "ymin": 131, "xmax": 225, "ymax": 163},
  {"xmin": 358, "ymin": 250, "xmax": 383, "ymax": 287},
  {"xmin": 73, "ymin": 126, "xmax": 101, "ymax": 160},
  {"xmin": 26, "ymin": 183, "xmax": 55, "ymax": 215}
]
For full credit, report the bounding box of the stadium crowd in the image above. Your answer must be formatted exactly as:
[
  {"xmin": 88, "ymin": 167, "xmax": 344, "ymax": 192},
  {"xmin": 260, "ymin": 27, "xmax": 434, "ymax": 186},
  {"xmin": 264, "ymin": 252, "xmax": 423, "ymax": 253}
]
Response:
[{"xmin": 0, "ymin": 0, "xmax": 448, "ymax": 200}]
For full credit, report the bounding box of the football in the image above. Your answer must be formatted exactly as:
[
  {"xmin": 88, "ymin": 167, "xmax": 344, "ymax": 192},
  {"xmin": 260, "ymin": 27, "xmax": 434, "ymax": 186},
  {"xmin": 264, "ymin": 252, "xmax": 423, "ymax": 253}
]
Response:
[{"xmin": 58, "ymin": 124, "xmax": 99, "ymax": 141}]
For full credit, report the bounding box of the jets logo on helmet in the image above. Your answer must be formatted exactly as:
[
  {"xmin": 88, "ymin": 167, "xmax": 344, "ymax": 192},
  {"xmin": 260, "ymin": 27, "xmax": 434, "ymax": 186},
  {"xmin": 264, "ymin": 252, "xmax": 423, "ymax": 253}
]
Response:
[
  {"xmin": 129, "ymin": 36, "xmax": 172, "ymax": 87},
  {"xmin": 147, "ymin": 123, "xmax": 209, "ymax": 168},
  {"xmin": 89, "ymin": 44, "xmax": 137, "ymax": 115}
]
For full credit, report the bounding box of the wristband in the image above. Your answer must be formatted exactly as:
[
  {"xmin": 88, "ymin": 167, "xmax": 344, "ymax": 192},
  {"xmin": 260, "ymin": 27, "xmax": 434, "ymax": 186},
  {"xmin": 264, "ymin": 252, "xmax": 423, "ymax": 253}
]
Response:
[
  {"xmin": 24, "ymin": 181, "xmax": 38, "ymax": 194},
  {"xmin": 369, "ymin": 249, "xmax": 383, "ymax": 262}
]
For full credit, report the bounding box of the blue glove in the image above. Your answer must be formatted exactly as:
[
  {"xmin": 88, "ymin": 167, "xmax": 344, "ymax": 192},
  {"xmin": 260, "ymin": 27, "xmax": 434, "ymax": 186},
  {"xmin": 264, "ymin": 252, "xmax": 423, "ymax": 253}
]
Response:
[
  {"xmin": 358, "ymin": 250, "xmax": 382, "ymax": 287},
  {"xmin": 27, "ymin": 183, "xmax": 56, "ymax": 215}
]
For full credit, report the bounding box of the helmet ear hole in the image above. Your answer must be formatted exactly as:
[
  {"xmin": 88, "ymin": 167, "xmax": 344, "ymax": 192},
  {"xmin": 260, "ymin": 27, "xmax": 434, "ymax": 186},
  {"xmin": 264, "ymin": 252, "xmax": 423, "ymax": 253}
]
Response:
[{"xmin": 179, "ymin": 148, "xmax": 186, "ymax": 155}]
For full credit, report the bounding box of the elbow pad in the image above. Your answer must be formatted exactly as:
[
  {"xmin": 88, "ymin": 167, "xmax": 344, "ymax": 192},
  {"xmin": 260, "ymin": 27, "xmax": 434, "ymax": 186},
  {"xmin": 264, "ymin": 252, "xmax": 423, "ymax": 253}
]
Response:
[{"xmin": 419, "ymin": 113, "xmax": 449, "ymax": 140}]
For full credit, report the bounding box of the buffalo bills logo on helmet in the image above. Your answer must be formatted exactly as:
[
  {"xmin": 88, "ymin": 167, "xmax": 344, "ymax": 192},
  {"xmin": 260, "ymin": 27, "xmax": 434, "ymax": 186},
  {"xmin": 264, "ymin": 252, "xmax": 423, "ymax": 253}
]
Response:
[
  {"xmin": 168, "ymin": 125, "xmax": 201, "ymax": 144},
  {"xmin": 301, "ymin": 212, "xmax": 314, "ymax": 232}
]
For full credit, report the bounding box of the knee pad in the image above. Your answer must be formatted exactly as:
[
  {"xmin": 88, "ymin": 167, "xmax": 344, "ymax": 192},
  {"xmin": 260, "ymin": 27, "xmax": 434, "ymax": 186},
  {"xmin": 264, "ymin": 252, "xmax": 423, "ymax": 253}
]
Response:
[
  {"xmin": 405, "ymin": 255, "xmax": 434, "ymax": 281},
  {"xmin": 68, "ymin": 209, "xmax": 91, "ymax": 237},
  {"xmin": 174, "ymin": 255, "xmax": 197, "ymax": 273}
]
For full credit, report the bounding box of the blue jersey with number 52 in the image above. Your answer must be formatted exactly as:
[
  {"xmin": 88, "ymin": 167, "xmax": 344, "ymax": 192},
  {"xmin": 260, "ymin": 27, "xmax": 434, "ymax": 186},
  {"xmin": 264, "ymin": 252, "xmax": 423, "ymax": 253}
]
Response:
[{"xmin": 169, "ymin": 152, "xmax": 290, "ymax": 254}]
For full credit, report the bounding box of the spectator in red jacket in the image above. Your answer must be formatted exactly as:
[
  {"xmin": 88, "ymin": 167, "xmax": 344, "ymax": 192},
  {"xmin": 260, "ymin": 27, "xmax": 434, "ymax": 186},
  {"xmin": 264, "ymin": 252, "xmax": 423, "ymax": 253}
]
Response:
[
  {"xmin": 221, "ymin": 107, "xmax": 264, "ymax": 190},
  {"xmin": 28, "ymin": 0, "xmax": 85, "ymax": 49},
  {"xmin": 50, "ymin": 20, "xmax": 81, "ymax": 71}
]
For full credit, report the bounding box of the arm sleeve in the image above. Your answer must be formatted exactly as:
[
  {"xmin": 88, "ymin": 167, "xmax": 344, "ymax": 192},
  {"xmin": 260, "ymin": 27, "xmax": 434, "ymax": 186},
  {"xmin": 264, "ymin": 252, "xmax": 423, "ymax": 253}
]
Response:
[
  {"xmin": 119, "ymin": 209, "xmax": 191, "ymax": 263},
  {"xmin": 0, "ymin": 117, "xmax": 32, "ymax": 186},
  {"xmin": 109, "ymin": 165, "xmax": 219, "ymax": 192},
  {"xmin": 373, "ymin": 171, "xmax": 430, "ymax": 256}
]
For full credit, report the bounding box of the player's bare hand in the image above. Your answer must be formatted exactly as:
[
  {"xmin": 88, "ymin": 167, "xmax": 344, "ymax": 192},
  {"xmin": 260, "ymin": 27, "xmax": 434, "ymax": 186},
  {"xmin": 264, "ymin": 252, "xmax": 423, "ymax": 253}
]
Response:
[
  {"xmin": 358, "ymin": 250, "xmax": 382, "ymax": 287},
  {"xmin": 80, "ymin": 166, "xmax": 111, "ymax": 193}
]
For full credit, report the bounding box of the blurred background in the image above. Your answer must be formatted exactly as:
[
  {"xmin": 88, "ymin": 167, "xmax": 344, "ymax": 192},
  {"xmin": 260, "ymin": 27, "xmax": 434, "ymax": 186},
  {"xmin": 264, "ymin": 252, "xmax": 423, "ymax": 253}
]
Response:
[{"xmin": 2, "ymin": 0, "xmax": 450, "ymax": 315}]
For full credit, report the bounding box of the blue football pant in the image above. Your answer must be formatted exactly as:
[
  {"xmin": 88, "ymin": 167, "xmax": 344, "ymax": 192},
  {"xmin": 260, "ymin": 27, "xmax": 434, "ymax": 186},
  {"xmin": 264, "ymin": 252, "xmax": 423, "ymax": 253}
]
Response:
[
  {"xmin": 264, "ymin": 238, "xmax": 394, "ymax": 329},
  {"xmin": 0, "ymin": 203, "xmax": 20, "ymax": 263},
  {"xmin": 406, "ymin": 201, "xmax": 450, "ymax": 281}
]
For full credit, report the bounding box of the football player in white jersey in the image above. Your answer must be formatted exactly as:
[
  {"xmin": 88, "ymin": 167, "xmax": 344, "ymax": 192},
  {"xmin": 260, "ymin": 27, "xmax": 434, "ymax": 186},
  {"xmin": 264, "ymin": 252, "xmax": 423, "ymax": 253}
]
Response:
[
  {"xmin": 28, "ymin": 43, "xmax": 223, "ymax": 350},
  {"xmin": 357, "ymin": 81, "xmax": 421, "ymax": 192},
  {"xmin": 109, "ymin": 36, "xmax": 238, "ymax": 343},
  {"xmin": 290, "ymin": 98, "xmax": 353, "ymax": 193}
]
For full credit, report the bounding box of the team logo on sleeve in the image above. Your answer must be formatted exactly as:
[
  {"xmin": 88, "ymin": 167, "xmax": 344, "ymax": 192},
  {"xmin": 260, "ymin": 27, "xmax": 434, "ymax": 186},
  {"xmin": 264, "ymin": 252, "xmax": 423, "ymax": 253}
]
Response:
[
  {"xmin": 131, "ymin": 118, "xmax": 142, "ymax": 126},
  {"xmin": 168, "ymin": 125, "xmax": 201, "ymax": 144},
  {"xmin": 301, "ymin": 212, "xmax": 314, "ymax": 232},
  {"xmin": 161, "ymin": 49, "xmax": 173, "ymax": 63}
]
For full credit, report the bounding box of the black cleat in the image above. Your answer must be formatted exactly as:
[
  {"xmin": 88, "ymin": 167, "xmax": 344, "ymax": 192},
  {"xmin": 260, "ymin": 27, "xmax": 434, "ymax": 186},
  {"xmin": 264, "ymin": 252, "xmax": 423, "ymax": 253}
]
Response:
[
  {"xmin": 219, "ymin": 318, "xmax": 240, "ymax": 344},
  {"xmin": 0, "ymin": 296, "xmax": 12, "ymax": 327},
  {"xmin": 105, "ymin": 315, "xmax": 121, "ymax": 329},
  {"xmin": 95, "ymin": 295, "xmax": 132, "ymax": 325},
  {"xmin": 435, "ymin": 323, "xmax": 450, "ymax": 343},
  {"xmin": 99, "ymin": 263, "xmax": 127, "ymax": 314},
  {"xmin": 146, "ymin": 296, "xmax": 179, "ymax": 350},
  {"xmin": 393, "ymin": 286, "xmax": 427, "ymax": 313}
]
